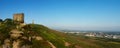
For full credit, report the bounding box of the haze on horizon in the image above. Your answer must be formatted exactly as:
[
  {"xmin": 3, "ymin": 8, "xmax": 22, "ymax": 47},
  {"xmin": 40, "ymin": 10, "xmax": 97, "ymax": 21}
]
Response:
[{"xmin": 0, "ymin": 0, "xmax": 120, "ymax": 32}]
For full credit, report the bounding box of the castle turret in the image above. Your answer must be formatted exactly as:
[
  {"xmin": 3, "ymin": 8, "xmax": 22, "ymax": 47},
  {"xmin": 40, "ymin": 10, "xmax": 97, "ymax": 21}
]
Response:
[{"xmin": 13, "ymin": 13, "xmax": 24, "ymax": 23}]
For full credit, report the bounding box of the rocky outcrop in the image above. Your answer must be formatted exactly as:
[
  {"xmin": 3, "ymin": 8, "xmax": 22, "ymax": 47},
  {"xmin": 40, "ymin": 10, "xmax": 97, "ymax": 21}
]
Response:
[
  {"xmin": 21, "ymin": 45, "xmax": 31, "ymax": 48},
  {"xmin": 12, "ymin": 39, "xmax": 21, "ymax": 48},
  {"xmin": 65, "ymin": 42, "xmax": 71, "ymax": 47},
  {"xmin": 3, "ymin": 39, "xmax": 11, "ymax": 48},
  {"xmin": 10, "ymin": 29, "xmax": 23, "ymax": 39},
  {"xmin": 32, "ymin": 36, "xmax": 43, "ymax": 41}
]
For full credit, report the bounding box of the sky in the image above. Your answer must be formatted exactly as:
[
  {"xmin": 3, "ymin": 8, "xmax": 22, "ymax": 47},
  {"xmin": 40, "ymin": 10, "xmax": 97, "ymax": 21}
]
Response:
[{"xmin": 0, "ymin": 0, "xmax": 120, "ymax": 31}]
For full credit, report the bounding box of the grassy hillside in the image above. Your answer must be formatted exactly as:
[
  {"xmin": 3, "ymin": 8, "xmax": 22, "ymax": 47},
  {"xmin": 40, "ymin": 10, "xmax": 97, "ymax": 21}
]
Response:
[
  {"xmin": 0, "ymin": 18, "xmax": 120, "ymax": 48},
  {"xmin": 23, "ymin": 24, "xmax": 120, "ymax": 48}
]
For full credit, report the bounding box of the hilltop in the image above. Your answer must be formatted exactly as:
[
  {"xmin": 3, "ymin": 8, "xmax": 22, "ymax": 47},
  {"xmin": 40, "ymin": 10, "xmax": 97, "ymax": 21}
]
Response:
[{"xmin": 0, "ymin": 18, "xmax": 120, "ymax": 48}]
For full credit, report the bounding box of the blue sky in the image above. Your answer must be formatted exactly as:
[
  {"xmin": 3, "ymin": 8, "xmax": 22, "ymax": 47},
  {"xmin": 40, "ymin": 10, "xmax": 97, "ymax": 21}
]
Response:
[{"xmin": 0, "ymin": 0, "xmax": 120, "ymax": 31}]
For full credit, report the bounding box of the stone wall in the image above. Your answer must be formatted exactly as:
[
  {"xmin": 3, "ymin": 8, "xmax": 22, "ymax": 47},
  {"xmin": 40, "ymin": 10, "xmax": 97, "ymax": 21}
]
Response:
[{"xmin": 13, "ymin": 13, "xmax": 24, "ymax": 23}]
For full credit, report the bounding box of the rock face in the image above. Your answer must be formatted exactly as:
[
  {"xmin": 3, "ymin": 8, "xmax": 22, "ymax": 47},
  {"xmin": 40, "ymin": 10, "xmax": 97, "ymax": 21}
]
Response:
[
  {"xmin": 3, "ymin": 39, "xmax": 11, "ymax": 48},
  {"xmin": 32, "ymin": 36, "xmax": 43, "ymax": 41},
  {"xmin": 21, "ymin": 45, "xmax": 31, "ymax": 48},
  {"xmin": 65, "ymin": 42, "xmax": 71, "ymax": 47},
  {"xmin": 10, "ymin": 29, "xmax": 23, "ymax": 39},
  {"xmin": 12, "ymin": 40, "xmax": 21, "ymax": 48},
  {"xmin": 1, "ymin": 28, "xmax": 44, "ymax": 48}
]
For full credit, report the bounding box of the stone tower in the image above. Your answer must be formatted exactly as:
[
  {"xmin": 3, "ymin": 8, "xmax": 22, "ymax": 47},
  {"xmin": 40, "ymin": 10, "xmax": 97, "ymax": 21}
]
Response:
[{"xmin": 13, "ymin": 13, "xmax": 24, "ymax": 23}]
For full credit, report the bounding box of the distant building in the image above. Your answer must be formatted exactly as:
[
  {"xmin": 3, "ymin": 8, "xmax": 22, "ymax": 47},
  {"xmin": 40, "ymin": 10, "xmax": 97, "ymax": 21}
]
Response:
[{"xmin": 13, "ymin": 13, "xmax": 24, "ymax": 23}]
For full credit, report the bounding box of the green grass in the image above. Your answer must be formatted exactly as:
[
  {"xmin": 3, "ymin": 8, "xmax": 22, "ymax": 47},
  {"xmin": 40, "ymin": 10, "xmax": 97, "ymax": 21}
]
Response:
[{"xmin": 1, "ymin": 19, "xmax": 120, "ymax": 48}]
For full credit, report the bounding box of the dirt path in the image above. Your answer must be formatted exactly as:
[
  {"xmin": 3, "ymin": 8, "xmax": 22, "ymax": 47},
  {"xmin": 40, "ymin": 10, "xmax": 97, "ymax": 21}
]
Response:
[{"xmin": 47, "ymin": 41, "xmax": 56, "ymax": 48}]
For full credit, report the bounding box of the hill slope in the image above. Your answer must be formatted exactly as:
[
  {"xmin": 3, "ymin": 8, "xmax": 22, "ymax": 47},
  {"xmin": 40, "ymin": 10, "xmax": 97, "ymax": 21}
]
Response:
[
  {"xmin": 23, "ymin": 24, "xmax": 120, "ymax": 48},
  {"xmin": 0, "ymin": 19, "xmax": 120, "ymax": 48}
]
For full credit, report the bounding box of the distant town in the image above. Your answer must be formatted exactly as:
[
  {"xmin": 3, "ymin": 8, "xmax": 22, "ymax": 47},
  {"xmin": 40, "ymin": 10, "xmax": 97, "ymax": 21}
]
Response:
[{"xmin": 60, "ymin": 30, "xmax": 120, "ymax": 39}]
